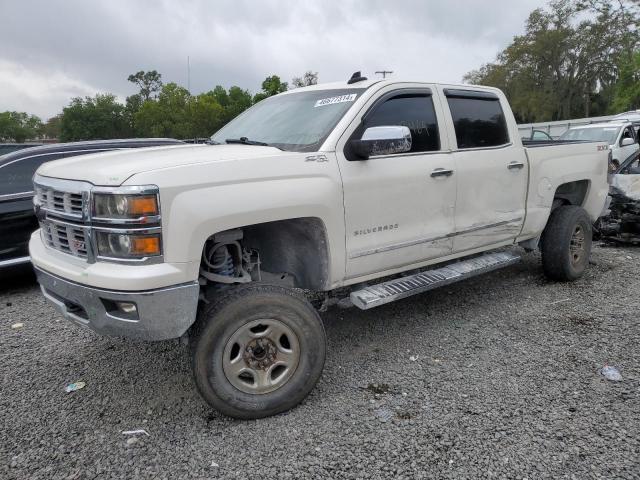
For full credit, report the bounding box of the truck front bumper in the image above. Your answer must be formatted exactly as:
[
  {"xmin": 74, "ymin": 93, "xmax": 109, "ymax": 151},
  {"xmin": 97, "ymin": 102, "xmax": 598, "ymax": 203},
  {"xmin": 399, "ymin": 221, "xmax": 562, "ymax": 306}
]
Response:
[{"xmin": 35, "ymin": 267, "xmax": 200, "ymax": 341}]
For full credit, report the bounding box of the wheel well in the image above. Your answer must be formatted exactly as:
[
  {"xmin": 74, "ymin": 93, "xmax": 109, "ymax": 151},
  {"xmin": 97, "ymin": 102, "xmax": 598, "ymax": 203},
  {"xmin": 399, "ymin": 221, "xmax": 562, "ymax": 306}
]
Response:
[
  {"xmin": 553, "ymin": 180, "xmax": 590, "ymax": 210},
  {"xmin": 201, "ymin": 217, "xmax": 330, "ymax": 291}
]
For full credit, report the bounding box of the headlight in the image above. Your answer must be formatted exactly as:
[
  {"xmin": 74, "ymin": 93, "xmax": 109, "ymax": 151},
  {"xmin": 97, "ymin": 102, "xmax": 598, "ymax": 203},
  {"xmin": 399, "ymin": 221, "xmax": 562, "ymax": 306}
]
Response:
[
  {"xmin": 93, "ymin": 193, "xmax": 159, "ymax": 220},
  {"xmin": 96, "ymin": 232, "xmax": 162, "ymax": 258}
]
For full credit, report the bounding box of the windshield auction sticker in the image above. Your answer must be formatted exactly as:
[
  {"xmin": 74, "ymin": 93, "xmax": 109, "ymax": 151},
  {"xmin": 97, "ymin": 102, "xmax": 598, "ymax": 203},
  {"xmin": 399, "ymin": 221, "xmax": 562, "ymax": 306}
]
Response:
[{"xmin": 314, "ymin": 94, "xmax": 358, "ymax": 107}]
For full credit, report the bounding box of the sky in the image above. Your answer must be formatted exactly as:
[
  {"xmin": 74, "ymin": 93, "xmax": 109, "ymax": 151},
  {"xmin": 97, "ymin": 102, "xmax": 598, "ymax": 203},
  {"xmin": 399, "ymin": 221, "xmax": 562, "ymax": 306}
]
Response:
[{"xmin": 0, "ymin": 0, "xmax": 545, "ymax": 120}]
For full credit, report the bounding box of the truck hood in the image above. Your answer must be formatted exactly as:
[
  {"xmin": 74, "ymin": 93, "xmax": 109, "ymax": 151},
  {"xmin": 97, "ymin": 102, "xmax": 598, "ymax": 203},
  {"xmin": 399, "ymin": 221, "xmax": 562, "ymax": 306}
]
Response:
[{"xmin": 36, "ymin": 144, "xmax": 286, "ymax": 186}]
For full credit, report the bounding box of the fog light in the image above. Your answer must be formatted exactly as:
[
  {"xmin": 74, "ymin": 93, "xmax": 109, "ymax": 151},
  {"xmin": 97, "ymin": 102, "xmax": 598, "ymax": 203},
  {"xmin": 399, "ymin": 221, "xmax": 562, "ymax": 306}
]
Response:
[{"xmin": 116, "ymin": 301, "xmax": 137, "ymax": 314}]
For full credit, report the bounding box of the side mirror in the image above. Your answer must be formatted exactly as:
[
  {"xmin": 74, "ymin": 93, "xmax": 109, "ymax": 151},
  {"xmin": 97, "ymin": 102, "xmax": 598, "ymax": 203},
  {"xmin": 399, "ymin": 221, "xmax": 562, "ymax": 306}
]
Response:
[
  {"xmin": 621, "ymin": 137, "xmax": 635, "ymax": 147},
  {"xmin": 350, "ymin": 126, "xmax": 412, "ymax": 159}
]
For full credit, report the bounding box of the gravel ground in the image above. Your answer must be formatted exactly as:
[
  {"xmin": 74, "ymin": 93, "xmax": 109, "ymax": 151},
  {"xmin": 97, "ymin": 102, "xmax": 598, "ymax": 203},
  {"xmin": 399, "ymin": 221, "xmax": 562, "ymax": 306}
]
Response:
[{"xmin": 1, "ymin": 244, "xmax": 639, "ymax": 479}]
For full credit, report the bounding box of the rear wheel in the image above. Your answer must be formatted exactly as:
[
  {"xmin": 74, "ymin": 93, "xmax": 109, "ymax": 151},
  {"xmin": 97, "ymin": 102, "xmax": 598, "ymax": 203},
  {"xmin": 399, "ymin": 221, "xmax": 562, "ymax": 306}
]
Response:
[
  {"xmin": 191, "ymin": 283, "xmax": 326, "ymax": 419},
  {"xmin": 541, "ymin": 205, "xmax": 593, "ymax": 281}
]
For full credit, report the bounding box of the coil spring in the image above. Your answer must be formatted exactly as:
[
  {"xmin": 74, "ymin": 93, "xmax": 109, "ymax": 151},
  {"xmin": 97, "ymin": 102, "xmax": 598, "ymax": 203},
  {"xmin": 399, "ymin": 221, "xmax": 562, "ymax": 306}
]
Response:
[{"xmin": 211, "ymin": 245, "xmax": 235, "ymax": 277}]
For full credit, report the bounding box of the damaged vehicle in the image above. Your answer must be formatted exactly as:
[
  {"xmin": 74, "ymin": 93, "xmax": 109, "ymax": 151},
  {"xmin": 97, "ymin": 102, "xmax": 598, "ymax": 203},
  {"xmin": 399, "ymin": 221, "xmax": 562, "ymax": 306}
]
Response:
[
  {"xmin": 559, "ymin": 120, "xmax": 639, "ymax": 171},
  {"xmin": 598, "ymin": 150, "xmax": 640, "ymax": 244},
  {"xmin": 29, "ymin": 73, "xmax": 610, "ymax": 419}
]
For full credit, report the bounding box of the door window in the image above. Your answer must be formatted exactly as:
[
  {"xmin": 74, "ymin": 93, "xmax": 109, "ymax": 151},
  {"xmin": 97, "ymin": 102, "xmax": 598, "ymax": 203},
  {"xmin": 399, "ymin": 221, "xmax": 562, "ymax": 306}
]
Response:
[
  {"xmin": 621, "ymin": 127, "xmax": 635, "ymax": 144},
  {"xmin": 532, "ymin": 130, "xmax": 552, "ymax": 141},
  {"xmin": 446, "ymin": 94, "xmax": 509, "ymax": 149},
  {"xmin": 360, "ymin": 94, "xmax": 440, "ymax": 153}
]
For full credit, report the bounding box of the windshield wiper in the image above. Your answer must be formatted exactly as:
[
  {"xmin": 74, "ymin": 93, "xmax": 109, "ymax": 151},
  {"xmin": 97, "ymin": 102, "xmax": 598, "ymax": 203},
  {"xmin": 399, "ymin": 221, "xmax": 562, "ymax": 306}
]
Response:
[{"xmin": 225, "ymin": 137, "xmax": 270, "ymax": 147}]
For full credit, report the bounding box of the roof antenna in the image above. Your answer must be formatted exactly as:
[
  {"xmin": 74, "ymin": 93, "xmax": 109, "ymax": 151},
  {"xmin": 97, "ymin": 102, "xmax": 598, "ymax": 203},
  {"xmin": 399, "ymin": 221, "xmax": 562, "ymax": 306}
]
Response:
[
  {"xmin": 375, "ymin": 70, "xmax": 393, "ymax": 79},
  {"xmin": 347, "ymin": 71, "xmax": 368, "ymax": 84}
]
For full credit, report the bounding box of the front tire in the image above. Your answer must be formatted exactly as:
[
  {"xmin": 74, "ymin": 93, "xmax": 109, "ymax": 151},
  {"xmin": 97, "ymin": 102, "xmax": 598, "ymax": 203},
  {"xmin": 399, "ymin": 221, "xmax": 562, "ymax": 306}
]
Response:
[
  {"xmin": 541, "ymin": 205, "xmax": 593, "ymax": 281},
  {"xmin": 191, "ymin": 284, "xmax": 326, "ymax": 419}
]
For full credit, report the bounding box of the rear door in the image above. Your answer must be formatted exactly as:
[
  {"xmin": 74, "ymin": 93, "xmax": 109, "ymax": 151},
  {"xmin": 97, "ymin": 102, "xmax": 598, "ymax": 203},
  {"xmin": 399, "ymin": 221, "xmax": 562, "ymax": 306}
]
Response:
[
  {"xmin": 441, "ymin": 88, "xmax": 528, "ymax": 253},
  {"xmin": 336, "ymin": 85, "xmax": 457, "ymax": 279}
]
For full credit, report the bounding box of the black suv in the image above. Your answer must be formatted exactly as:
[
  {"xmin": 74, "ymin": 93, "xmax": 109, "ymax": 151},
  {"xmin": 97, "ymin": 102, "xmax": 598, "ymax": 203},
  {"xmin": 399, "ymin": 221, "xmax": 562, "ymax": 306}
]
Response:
[
  {"xmin": 0, "ymin": 138, "xmax": 183, "ymax": 268},
  {"xmin": 0, "ymin": 143, "xmax": 43, "ymax": 156}
]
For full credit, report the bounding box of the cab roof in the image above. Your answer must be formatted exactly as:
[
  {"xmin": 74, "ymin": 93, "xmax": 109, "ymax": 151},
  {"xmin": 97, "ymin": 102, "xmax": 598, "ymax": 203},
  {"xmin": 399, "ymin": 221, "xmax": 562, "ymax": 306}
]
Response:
[
  {"xmin": 613, "ymin": 110, "xmax": 640, "ymax": 119},
  {"xmin": 279, "ymin": 76, "xmax": 502, "ymax": 95}
]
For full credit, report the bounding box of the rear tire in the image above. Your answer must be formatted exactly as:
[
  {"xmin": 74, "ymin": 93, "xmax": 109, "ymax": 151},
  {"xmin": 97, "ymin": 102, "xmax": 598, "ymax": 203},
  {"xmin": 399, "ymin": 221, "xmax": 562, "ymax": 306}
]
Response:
[
  {"xmin": 541, "ymin": 205, "xmax": 592, "ymax": 281},
  {"xmin": 191, "ymin": 283, "xmax": 326, "ymax": 419}
]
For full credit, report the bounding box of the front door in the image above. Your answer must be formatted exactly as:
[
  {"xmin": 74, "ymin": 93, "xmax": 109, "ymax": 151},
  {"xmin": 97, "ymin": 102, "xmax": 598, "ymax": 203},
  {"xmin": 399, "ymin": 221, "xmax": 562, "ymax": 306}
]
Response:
[{"xmin": 337, "ymin": 86, "xmax": 457, "ymax": 279}]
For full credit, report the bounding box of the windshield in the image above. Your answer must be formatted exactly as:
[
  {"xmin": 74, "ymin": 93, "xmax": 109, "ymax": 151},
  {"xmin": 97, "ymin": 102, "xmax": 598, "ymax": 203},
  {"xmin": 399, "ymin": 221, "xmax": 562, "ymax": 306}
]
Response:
[
  {"xmin": 210, "ymin": 88, "xmax": 365, "ymax": 152},
  {"xmin": 559, "ymin": 126, "xmax": 621, "ymax": 144}
]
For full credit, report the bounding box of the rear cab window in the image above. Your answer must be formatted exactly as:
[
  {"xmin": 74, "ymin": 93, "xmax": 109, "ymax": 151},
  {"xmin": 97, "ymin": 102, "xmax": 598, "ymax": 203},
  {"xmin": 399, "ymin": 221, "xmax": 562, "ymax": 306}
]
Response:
[{"xmin": 444, "ymin": 89, "xmax": 510, "ymax": 149}]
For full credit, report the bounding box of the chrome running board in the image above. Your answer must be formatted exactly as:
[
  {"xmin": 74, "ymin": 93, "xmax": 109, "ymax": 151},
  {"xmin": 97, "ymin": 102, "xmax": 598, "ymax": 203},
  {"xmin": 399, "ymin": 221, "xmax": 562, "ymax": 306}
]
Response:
[{"xmin": 350, "ymin": 251, "xmax": 520, "ymax": 310}]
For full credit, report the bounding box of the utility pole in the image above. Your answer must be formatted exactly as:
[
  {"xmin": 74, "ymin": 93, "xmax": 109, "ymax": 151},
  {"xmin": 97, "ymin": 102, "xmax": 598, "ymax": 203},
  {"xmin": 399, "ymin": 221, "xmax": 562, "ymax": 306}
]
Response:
[
  {"xmin": 375, "ymin": 70, "xmax": 393, "ymax": 79},
  {"xmin": 187, "ymin": 56, "xmax": 191, "ymax": 94}
]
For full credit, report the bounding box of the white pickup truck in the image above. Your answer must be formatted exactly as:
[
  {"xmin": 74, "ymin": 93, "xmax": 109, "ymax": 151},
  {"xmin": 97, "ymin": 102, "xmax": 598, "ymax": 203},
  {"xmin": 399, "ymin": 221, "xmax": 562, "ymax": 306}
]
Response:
[
  {"xmin": 30, "ymin": 73, "xmax": 610, "ymax": 419},
  {"xmin": 559, "ymin": 120, "xmax": 639, "ymax": 171}
]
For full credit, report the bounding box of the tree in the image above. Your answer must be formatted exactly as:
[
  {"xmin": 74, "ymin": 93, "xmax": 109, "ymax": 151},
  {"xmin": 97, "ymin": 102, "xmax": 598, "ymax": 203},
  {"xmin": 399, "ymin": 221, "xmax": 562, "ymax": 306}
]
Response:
[
  {"xmin": 464, "ymin": 0, "xmax": 639, "ymax": 122},
  {"xmin": 191, "ymin": 92, "xmax": 226, "ymax": 138},
  {"xmin": 40, "ymin": 115, "xmax": 62, "ymax": 140},
  {"xmin": 291, "ymin": 71, "xmax": 318, "ymax": 88},
  {"xmin": 209, "ymin": 85, "xmax": 253, "ymax": 128},
  {"xmin": 59, "ymin": 94, "xmax": 132, "ymax": 141},
  {"xmin": 0, "ymin": 111, "xmax": 42, "ymax": 142},
  {"xmin": 133, "ymin": 83, "xmax": 230, "ymax": 139},
  {"xmin": 124, "ymin": 94, "xmax": 144, "ymax": 136},
  {"xmin": 134, "ymin": 83, "xmax": 192, "ymax": 138},
  {"xmin": 227, "ymin": 86, "xmax": 253, "ymax": 114},
  {"xmin": 212, "ymin": 85, "xmax": 230, "ymax": 107},
  {"xmin": 612, "ymin": 50, "xmax": 640, "ymax": 111},
  {"xmin": 576, "ymin": 0, "xmax": 640, "ymax": 57},
  {"xmin": 38, "ymin": 71, "xmax": 276, "ymax": 142},
  {"xmin": 127, "ymin": 70, "xmax": 163, "ymax": 101},
  {"xmin": 253, "ymin": 75, "xmax": 288, "ymax": 103}
]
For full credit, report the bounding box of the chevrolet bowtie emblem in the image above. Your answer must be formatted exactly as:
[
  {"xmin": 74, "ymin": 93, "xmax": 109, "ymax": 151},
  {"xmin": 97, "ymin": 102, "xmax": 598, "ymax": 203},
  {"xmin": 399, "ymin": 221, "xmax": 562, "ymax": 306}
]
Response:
[{"xmin": 34, "ymin": 204, "xmax": 46, "ymax": 221}]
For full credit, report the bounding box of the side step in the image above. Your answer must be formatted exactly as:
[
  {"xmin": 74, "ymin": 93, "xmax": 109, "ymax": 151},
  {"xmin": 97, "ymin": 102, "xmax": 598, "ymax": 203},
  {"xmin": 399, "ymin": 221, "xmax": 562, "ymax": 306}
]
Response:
[{"xmin": 350, "ymin": 251, "xmax": 520, "ymax": 310}]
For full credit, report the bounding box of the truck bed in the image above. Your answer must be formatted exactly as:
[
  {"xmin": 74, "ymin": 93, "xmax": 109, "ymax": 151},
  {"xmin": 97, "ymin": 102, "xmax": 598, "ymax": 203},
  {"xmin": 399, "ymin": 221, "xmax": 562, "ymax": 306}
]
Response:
[
  {"xmin": 522, "ymin": 139, "xmax": 597, "ymax": 148},
  {"xmin": 518, "ymin": 140, "xmax": 610, "ymax": 241}
]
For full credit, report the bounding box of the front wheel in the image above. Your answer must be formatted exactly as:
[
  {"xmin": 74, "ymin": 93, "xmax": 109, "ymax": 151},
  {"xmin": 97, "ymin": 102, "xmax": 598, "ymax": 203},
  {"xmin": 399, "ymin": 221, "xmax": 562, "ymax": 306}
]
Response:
[
  {"xmin": 541, "ymin": 205, "xmax": 593, "ymax": 281},
  {"xmin": 191, "ymin": 284, "xmax": 326, "ymax": 419}
]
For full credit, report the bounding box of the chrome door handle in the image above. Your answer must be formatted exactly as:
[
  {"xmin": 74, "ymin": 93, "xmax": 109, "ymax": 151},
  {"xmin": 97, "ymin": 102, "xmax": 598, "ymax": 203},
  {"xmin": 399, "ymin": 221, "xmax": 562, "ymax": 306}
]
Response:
[
  {"xmin": 508, "ymin": 161, "xmax": 525, "ymax": 170},
  {"xmin": 430, "ymin": 168, "xmax": 454, "ymax": 178}
]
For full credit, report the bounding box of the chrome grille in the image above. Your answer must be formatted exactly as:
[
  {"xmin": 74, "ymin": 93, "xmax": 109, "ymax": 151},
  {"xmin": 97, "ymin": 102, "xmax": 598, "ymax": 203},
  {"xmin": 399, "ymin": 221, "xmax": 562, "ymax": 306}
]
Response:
[
  {"xmin": 40, "ymin": 220, "xmax": 88, "ymax": 258},
  {"xmin": 35, "ymin": 185, "xmax": 84, "ymax": 218},
  {"xmin": 34, "ymin": 177, "xmax": 91, "ymax": 260}
]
